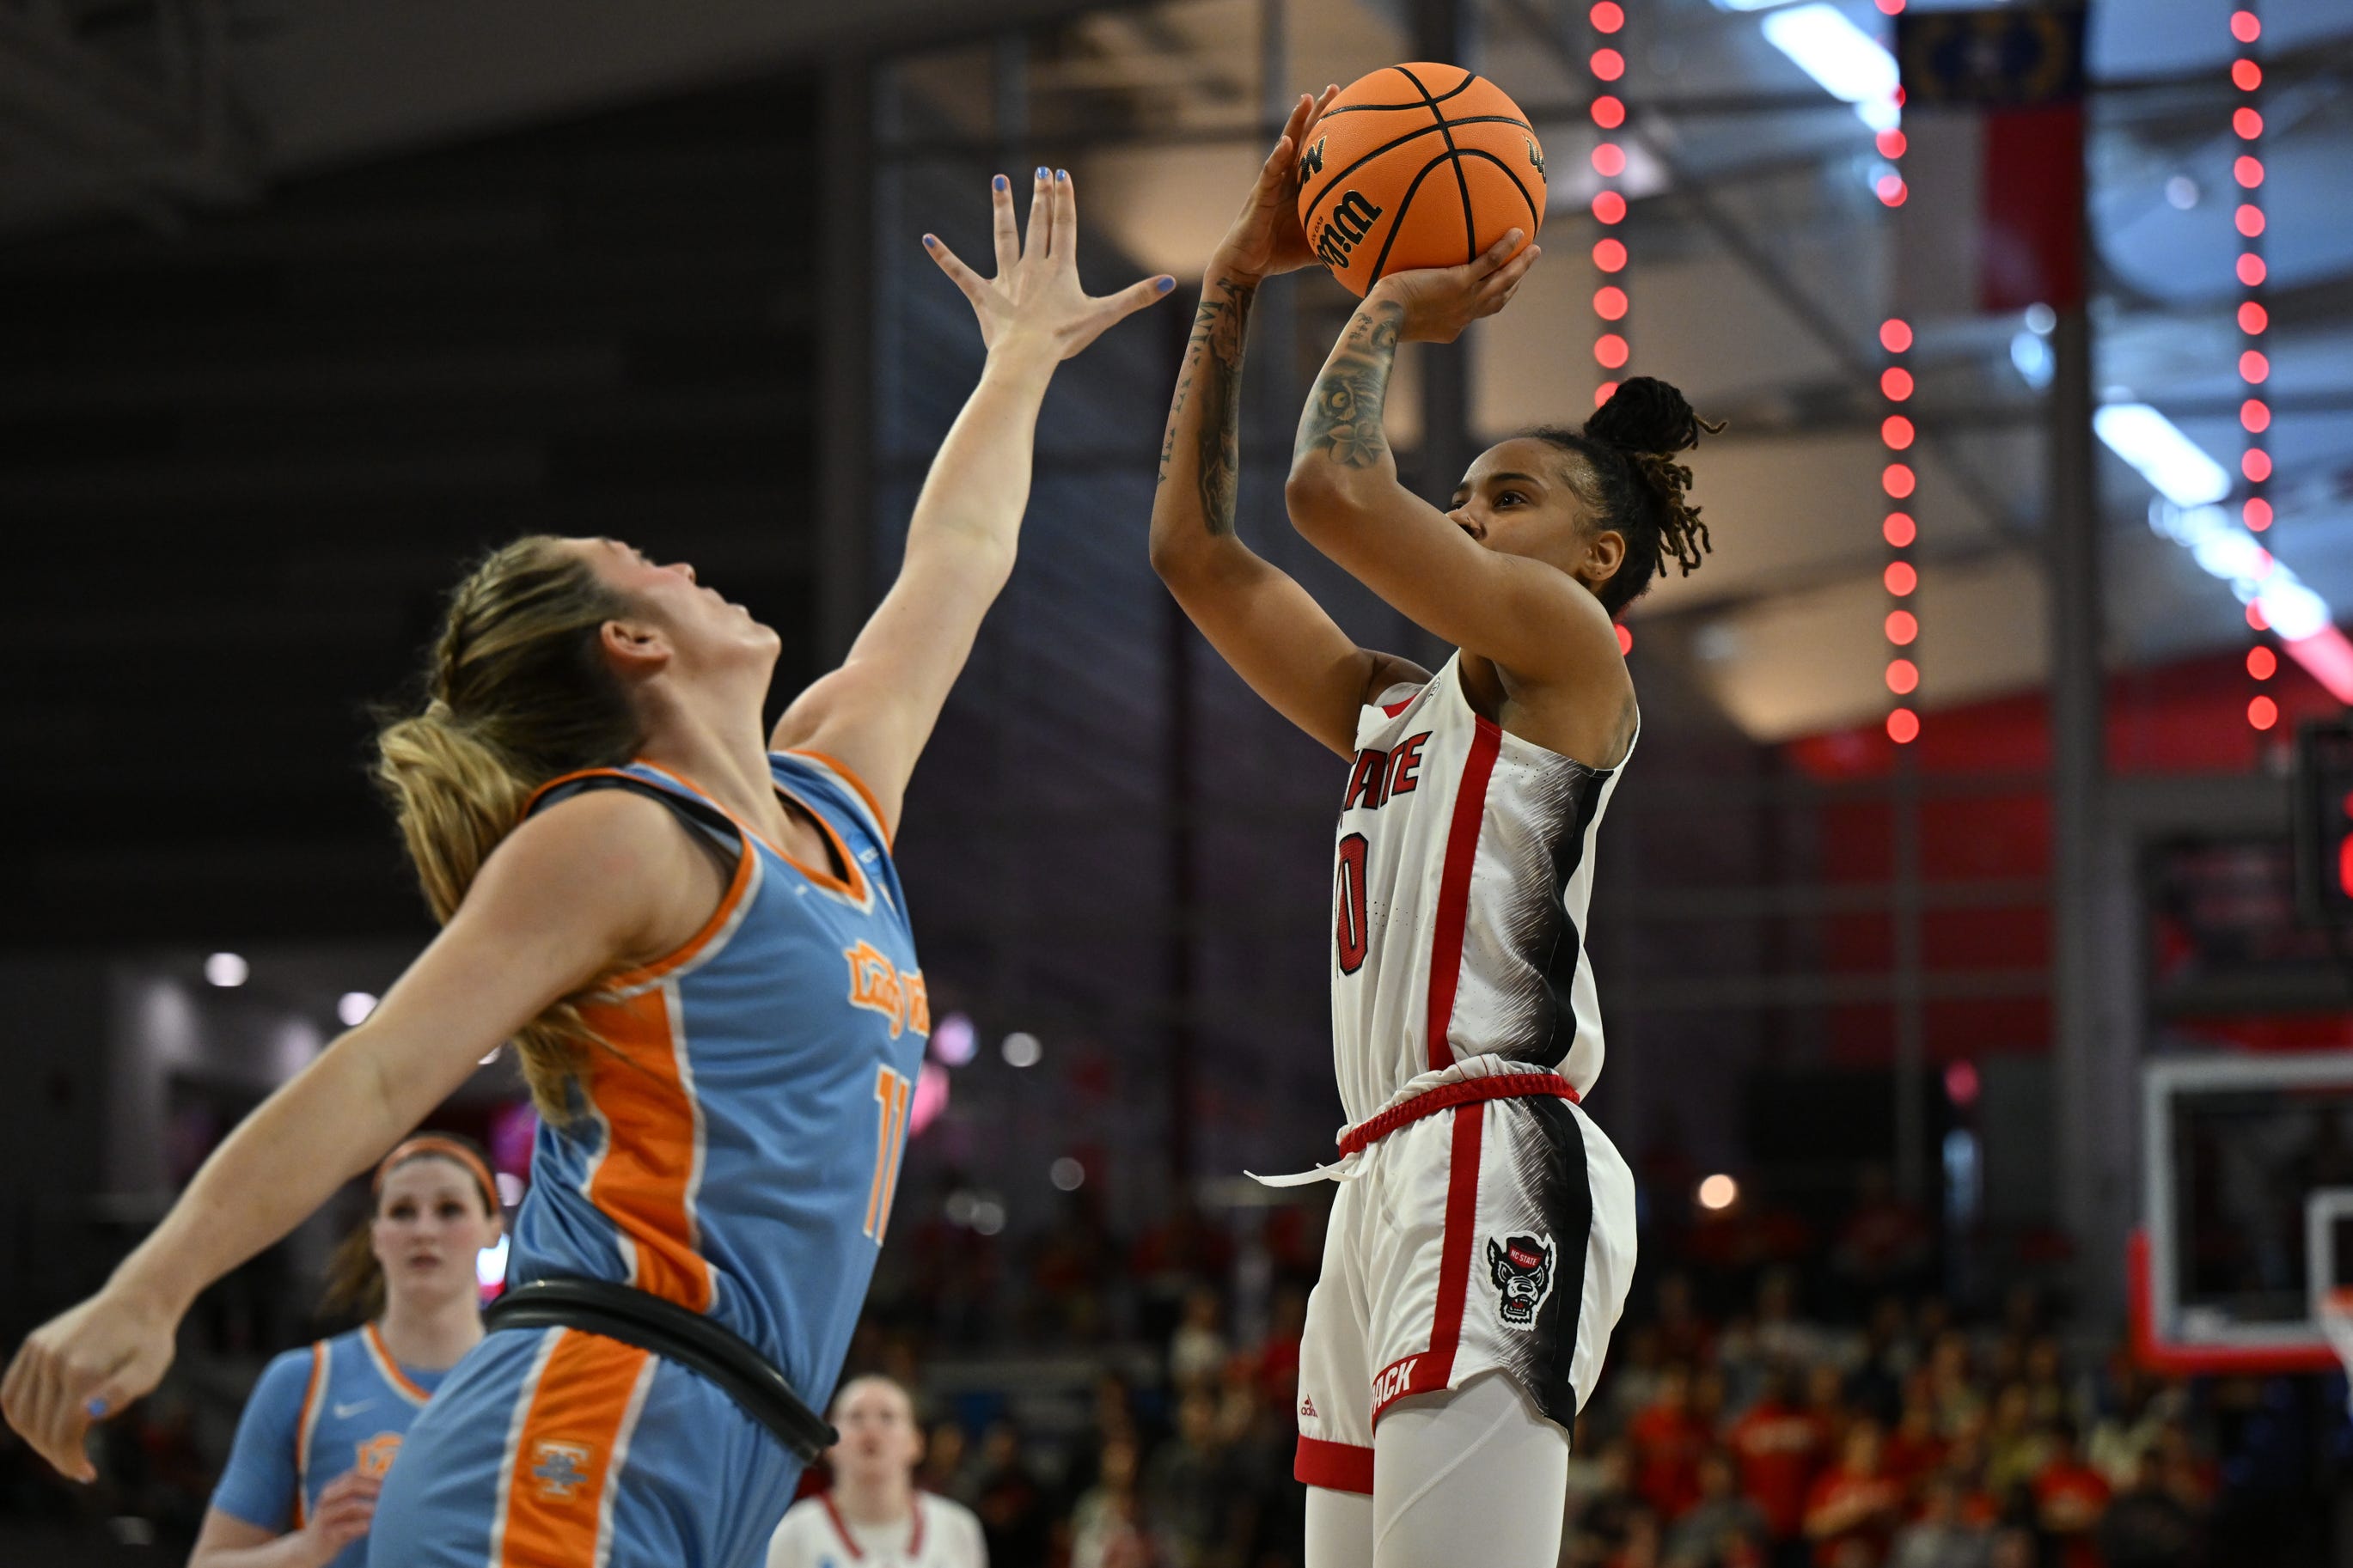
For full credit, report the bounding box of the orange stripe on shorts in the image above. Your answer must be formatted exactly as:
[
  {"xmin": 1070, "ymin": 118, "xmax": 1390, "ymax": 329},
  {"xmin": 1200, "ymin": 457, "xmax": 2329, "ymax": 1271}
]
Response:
[{"xmin": 495, "ymin": 1331, "xmax": 654, "ymax": 1568}]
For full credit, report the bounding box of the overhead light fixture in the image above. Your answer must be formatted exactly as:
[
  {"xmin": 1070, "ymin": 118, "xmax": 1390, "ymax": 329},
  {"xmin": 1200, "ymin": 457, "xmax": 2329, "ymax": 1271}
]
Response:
[
  {"xmin": 1760, "ymin": 3, "xmax": 1901, "ymax": 131},
  {"xmin": 2093, "ymin": 404, "xmax": 2231, "ymax": 509},
  {"xmin": 205, "ymin": 952, "xmax": 248, "ymax": 988},
  {"xmin": 337, "ymin": 991, "xmax": 377, "ymax": 1027}
]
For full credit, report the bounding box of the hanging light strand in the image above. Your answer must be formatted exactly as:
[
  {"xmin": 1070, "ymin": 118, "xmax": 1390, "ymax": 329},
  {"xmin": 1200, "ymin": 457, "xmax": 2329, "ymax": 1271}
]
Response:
[
  {"xmin": 2233, "ymin": 5, "xmax": 2277, "ymax": 734},
  {"xmin": 1591, "ymin": 0, "xmax": 1630, "ymax": 413},
  {"xmin": 1878, "ymin": 4, "xmax": 1917, "ymax": 745}
]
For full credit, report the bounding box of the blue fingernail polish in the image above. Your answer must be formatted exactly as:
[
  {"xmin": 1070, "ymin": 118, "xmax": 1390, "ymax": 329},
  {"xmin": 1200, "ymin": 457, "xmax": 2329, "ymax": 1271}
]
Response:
[
  {"xmin": 993, "ymin": 174, "xmax": 1008, "ymax": 192},
  {"xmin": 86, "ymin": 1398, "xmax": 107, "ymax": 1418},
  {"xmin": 1057, "ymin": 168, "xmax": 1069, "ymax": 182},
  {"xmin": 1037, "ymin": 167, "xmax": 1051, "ymax": 181},
  {"xmin": 1156, "ymin": 277, "xmax": 1175, "ymax": 293},
  {"xmin": 922, "ymin": 235, "xmax": 938, "ymax": 248}
]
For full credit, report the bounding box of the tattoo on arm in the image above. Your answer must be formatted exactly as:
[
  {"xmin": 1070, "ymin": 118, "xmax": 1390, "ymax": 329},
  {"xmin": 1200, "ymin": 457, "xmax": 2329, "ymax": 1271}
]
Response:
[
  {"xmin": 1295, "ymin": 302, "xmax": 1403, "ymax": 471},
  {"xmin": 1154, "ymin": 278, "xmax": 1257, "ymax": 538}
]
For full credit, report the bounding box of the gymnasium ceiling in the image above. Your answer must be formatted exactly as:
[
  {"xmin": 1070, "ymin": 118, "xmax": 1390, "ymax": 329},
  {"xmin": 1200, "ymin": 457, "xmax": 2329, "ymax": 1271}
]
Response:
[{"xmin": 6, "ymin": 0, "xmax": 2350, "ymax": 744}]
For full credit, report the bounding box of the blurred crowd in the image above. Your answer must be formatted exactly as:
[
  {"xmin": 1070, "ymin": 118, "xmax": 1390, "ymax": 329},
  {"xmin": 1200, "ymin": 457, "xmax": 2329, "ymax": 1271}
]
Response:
[{"xmin": 6, "ymin": 1172, "xmax": 2350, "ymax": 1568}]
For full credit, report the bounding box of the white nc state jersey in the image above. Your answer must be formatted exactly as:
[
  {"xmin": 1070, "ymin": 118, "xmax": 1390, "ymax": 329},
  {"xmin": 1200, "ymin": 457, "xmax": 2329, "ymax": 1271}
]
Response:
[{"xmin": 1330, "ymin": 653, "xmax": 1630, "ymax": 1126}]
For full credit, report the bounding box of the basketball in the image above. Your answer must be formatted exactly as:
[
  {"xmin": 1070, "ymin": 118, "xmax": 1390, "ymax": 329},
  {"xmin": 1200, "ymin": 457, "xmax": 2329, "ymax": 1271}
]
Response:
[{"xmin": 1296, "ymin": 63, "xmax": 1546, "ymax": 298}]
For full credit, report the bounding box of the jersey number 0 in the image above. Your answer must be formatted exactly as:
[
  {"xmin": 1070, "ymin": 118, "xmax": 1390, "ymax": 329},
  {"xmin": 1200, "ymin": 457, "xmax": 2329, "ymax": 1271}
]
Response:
[{"xmin": 1335, "ymin": 833, "xmax": 1370, "ymax": 974}]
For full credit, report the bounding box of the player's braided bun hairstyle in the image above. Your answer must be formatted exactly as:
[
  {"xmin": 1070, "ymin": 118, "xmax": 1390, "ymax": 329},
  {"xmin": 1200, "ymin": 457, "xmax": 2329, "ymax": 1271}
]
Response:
[
  {"xmin": 321, "ymin": 1133, "xmax": 498, "ymax": 1321},
  {"xmin": 1531, "ymin": 375, "xmax": 1723, "ymax": 617},
  {"xmin": 374, "ymin": 537, "xmax": 643, "ymax": 1117}
]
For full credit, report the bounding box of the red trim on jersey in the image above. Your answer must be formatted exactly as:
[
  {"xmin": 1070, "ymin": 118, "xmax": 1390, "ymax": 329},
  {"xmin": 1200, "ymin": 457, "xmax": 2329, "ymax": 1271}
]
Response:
[
  {"xmin": 1294, "ymin": 1435, "xmax": 1375, "ymax": 1493},
  {"xmin": 1423, "ymin": 717, "xmax": 1503, "ymax": 1072},
  {"xmin": 1381, "ymin": 698, "xmax": 1415, "ymax": 717},
  {"xmin": 820, "ymin": 1492, "xmax": 926, "ymax": 1559},
  {"xmin": 1337, "ymin": 1072, "xmax": 1578, "ymax": 1158}
]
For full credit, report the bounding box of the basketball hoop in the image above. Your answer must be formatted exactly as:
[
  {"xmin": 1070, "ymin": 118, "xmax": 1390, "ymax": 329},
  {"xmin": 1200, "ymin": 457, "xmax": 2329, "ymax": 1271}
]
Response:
[{"xmin": 2322, "ymin": 1289, "xmax": 2353, "ymax": 1416}]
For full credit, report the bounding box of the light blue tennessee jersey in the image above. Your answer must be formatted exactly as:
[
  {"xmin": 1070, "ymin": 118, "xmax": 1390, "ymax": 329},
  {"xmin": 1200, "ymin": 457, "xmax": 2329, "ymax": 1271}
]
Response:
[
  {"xmin": 211, "ymin": 1324, "xmax": 448, "ymax": 1567},
  {"xmin": 507, "ymin": 752, "xmax": 927, "ymax": 1411}
]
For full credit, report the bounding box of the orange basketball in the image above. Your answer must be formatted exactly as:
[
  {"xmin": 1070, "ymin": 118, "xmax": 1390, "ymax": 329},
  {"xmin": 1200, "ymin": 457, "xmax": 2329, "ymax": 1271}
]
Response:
[{"xmin": 1296, "ymin": 63, "xmax": 1546, "ymax": 299}]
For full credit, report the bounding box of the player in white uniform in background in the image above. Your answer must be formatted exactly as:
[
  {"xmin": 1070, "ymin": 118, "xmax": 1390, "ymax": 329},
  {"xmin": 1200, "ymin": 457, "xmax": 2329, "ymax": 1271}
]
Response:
[
  {"xmin": 768, "ymin": 1376, "xmax": 987, "ymax": 1568},
  {"xmin": 1146, "ymin": 94, "xmax": 1723, "ymax": 1568}
]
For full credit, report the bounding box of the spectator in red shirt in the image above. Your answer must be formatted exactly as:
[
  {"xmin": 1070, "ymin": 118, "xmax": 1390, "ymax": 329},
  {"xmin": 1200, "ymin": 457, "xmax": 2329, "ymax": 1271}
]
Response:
[
  {"xmin": 2032, "ymin": 1419, "xmax": 2112, "ymax": 1568},
  {"xmin": 1729, "ymin": 1364, "xmax": 1828, "ymax": 1568},
  {"xmin": 1804, "ymin": 1419, "xmax": 1904, "ymax": 1568},
  {"xmin": 1879, "ymin": 1384, "xmax": 1947, "ymax": 1495},
  {"xmin": 1630, "ymin": 1362, "xmax": 1709, "ymax": 1521}
]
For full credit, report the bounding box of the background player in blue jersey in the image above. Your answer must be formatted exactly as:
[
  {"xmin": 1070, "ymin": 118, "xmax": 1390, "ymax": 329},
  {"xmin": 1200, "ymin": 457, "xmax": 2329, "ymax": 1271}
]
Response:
[
  {"xmin": 5, "ymin": 169, "xmax": 1170, "ymax": 1568},
  {"xmin": 191, "ymin": 1136, "xmax": 499, "ymax": 1568}
]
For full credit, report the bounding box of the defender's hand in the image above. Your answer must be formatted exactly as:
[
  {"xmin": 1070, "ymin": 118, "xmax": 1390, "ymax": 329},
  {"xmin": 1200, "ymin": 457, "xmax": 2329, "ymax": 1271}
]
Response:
[
  {"xmin": 1, "ymin": 1286, "xmax": 178, "ymax": 1481},
  {"xmin": 923, "ymin": 168, "xmax": 1174, "ymax": 365}
]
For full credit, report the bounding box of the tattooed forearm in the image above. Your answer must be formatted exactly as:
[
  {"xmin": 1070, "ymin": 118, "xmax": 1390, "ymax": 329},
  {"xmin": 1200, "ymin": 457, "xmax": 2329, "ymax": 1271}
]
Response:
[
  {"xmin": 1192, "ymin": 278, "xmax": 1255, "ymax": 537},
  {"xmin": 1152, "ymin": 276, "xmax": 1256, "ymax": 538},
  {"xmin": 1295, "ymin": 301, "xmax": 1402, "ymax": 471}
]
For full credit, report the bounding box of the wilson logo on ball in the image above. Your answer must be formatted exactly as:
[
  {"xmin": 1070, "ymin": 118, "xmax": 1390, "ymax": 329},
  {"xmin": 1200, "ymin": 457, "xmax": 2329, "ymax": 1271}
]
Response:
[
  {"xmin": 1313, "ymin": 191, "xmax": 1384, "ymax": 268},
  {"xmin": 1525, "ymin": 138, "xmax": 1545, "ymax": 176}
]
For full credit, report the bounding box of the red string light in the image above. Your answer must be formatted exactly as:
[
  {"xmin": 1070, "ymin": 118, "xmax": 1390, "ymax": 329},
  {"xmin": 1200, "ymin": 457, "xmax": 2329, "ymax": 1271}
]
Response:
[
  {"xmin": 1590, "ymin": 4, "xmax": 1630, "ymax": 419},
  {"xmin": 2236, "ymin": 4, "xmax": 2270, "ymax": 735},
  {"xmin": 1875, "ymin": 36, "xmax": 1917, "ymax": 745}
]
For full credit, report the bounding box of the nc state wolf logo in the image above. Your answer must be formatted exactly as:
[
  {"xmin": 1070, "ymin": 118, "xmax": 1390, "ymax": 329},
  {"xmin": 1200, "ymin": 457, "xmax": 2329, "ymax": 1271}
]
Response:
[{"xmin": 1488, "ymin": 1235, "xmax": 1554, "ymax": 1329}]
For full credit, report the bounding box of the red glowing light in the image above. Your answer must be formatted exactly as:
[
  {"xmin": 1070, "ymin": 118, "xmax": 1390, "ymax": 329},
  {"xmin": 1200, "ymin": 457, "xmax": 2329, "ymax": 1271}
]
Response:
[
  {"xmin": 2244, "ymin": 497, "xmax": 2272, "ymax": 531},
  {"xmin": 1592, "ymin": 48, "xmax": 1625, "ymax": 81},
  {"xmin": 2247, "ymin": 645, "xmax": 2277, "ymax": 680},
  {"xmin": 2235, "ymin": 204, "xmax": 2265, "ymax": 238},
  {"xmin": 2247, "ymin": 601, "xmax": 2269, "ymax": 631},
  {"xmin": 1595, "ymin": 381, "xmax": 1617, "ymax": 406},
  {"xmin": 1876, "ymin": 130, "xmax": 1907, "ymax": 160},
  {"xmin": 2234, "ymin": 156, "xmax": 2264, "ymax": 188},
  {"xmin": 1945, "ymin": 1060, "xmax": 1980, "ymax": 1106},
  {"xmin": 2238, "ymin": 253, "xmax": 2268, "ymax": 287},
  {"xmin": 1594, "ymin": 238, "xmax": 1627, "ymax": 272},
  {"xmin": 2232, "ymin": 58, "xmax": 2262, "ymax": 91},
  {"xmin": 2234, "ymin": 107, "xmax": 2263, "ymax": 141},
  {"xmin": 1887, "ymin": 708, "xmax": 1920, "ymax": 744},
  {"xmin": 1595, "ymin": 333, "xmax": 1629, "ymax": 369},
  {"xmin": 2243, "ymin": 448, "xmax": 2272, "ymax": 483},
  {"xmin": 1592, "ymin": 95, "xmax": 1625, "ymax": 130},
  {"xmin": 1885, "ymin": 561, "xmax": 1918, "ymax": 596},
  {"xmin": 1883, "ymin": 464, "xmax": 1916, "ymax": 499},
  {"xmin": 1594, "ymin": 285, "xmax": 1629, "ymax": 320},
  {"xmin": 2231, "ymin": 9, "xmax": 2260, "ymax": 42},
  {"xmin": 1591, "ymin": 0, "xmax": 1624, "ymax": 29},
  {"xmin": 2241, "ymin": 399, "xmax": 2270, "ymax": 433},
  {"xmin": 1592, "ymin": 143, "xmax": 1627, "ymax": 177},
  {"xmin": 2240, "ymin": 351, "xmax": 2269, "ymax": 384},
  {"xmin": 1876, "ymin": 174, "xmax": 1909, "ymax": 207},
  {"xmin": 2239, "ymin": 302, "xmax": 2268, "ymax": 334},
  {"xmin": 1878, "ymin": 0, "xmax": 1904, "ymax": 13},
  {"xmin": 1592, "ymin": 191, "xmax": 1627, "ymax": 224},
  {"xmin": 1885, "ymin": 609, "xmax": 1918, "ymax": 646},
  {"xmin": 2248, "ymin": 694, "xmax": 2278, "ymax": 730},
  {"xmin": 1615, "ymin": 623, "xmax": 1633, "ymax": 655},
  {"xmin": 1882, "ymin": 416, "xmax": 1916, "ymax": 450},
  {"xmin": 1893, "ymin": 85, "xmax": 1905, "ymax": 108},
  {"xmin": 1886, "ymin": 658, "xmax": 1920, "ymax": 696},
  {"xmin": 1883, "ymin": 512, "xmax": 1916, "ymax": 548},
  {"xmin": 1881, "ymin": 368, "xmax": 1914, "ymax": 401},
  {"xmin": 1879, "ymin": 319, "xmax": 1913, "ymax": 354}
]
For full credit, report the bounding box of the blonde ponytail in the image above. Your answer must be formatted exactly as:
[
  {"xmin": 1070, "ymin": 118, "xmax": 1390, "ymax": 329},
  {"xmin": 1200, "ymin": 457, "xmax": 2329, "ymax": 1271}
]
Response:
[{"xmin": 374, "ymin": 537, "xmax": 644, "ymax": 1117}]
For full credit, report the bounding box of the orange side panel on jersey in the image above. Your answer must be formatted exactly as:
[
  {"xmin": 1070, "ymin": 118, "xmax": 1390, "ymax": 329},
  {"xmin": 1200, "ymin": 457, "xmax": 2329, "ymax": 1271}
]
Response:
[
  {"xmin": 291, "ymin": 1343, "xmax": 327, "ymax": 1528},
  {"xmin": 495, "ymin": 1332, "xmax": 651, "ymax": 1568},
  {"xmin": 578, "ymin": 987, "xmax": 713, "ymax": 1311}
]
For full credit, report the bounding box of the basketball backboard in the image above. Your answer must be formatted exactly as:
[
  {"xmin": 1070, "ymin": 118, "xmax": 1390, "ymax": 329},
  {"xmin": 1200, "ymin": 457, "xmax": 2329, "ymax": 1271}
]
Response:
[{"xmin": 2132, "ymin": 1052, "xmax": 2353, "ymax": 1375}]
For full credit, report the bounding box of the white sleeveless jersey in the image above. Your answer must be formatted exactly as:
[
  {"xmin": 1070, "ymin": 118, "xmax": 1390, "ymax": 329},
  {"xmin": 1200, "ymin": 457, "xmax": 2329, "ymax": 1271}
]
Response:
[{"xmin": 1330, "ymin": 652, "xmax": 1630, "ymax": 1127}]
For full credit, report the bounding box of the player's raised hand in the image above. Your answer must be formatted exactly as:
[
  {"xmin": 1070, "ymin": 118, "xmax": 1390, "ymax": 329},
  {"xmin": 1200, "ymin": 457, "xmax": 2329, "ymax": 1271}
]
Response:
[
  {"xmin": 1, "ymin": 1285, "xmax": 179, "ymax": 1481},
  {"xmin": 923, "ymin": 168, "xmax": 1174, "ymax": 363},
  {"xmin": 1367, "ymin": 227, "xmax": 1541, "ymax": 344},
  {"xmin": 1213, "ymin": 86, "xmax": 1343, "ymax": 285}
]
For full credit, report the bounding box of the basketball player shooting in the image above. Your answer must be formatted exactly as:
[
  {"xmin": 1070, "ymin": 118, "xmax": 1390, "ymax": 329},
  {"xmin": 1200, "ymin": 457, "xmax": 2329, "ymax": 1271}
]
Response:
[{"xmin": 1147, "ymin": 88, "xmax": 1721, "ymax": 1567}]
